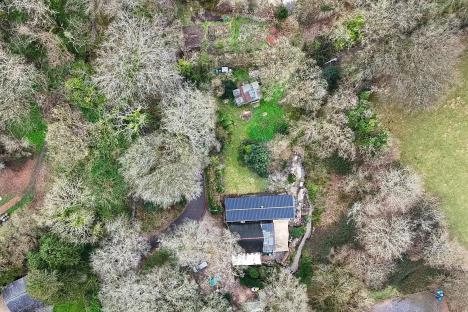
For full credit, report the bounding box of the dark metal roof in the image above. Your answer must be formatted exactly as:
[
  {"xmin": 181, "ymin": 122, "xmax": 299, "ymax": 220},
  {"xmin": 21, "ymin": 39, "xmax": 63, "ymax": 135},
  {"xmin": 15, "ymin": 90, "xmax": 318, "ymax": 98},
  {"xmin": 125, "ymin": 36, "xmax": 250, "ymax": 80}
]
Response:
[
  {"xmin": 229, "ymin": 223, "xmax": 263, "ymax": 240},
  {"xmin": 2, "ymin": 277, "xmax": 49, "ymax": 312},
  {"xmin": 225, "ymin": 195, "xmax": 295, "ymax": 222}
]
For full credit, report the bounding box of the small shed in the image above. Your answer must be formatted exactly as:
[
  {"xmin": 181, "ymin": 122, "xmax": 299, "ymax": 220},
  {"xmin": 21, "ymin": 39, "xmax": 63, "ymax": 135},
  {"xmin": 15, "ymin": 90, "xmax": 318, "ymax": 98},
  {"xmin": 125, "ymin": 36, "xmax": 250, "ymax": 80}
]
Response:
[
  {"xmin": 233, "ymin": 82, "xmax": 262, "ymax": 106},
  {"xmin": 1, "ymin": 277, "xmax": 51, "ymax": 312}
]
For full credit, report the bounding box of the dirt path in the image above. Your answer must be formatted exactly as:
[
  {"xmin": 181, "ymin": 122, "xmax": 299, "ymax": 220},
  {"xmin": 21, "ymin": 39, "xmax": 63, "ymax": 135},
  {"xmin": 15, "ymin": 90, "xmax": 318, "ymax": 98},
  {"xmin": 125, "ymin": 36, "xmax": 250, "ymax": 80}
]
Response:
[{"xmin": 0, "ymin": 148, "xmax": 47, "ymax": 214}]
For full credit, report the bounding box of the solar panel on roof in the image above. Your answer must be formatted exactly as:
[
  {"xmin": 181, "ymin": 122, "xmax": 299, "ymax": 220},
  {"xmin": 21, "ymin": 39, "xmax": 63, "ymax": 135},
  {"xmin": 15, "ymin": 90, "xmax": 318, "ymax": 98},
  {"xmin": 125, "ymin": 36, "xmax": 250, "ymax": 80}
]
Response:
[{"xmin": 225, "ymin": 195, "xmax": 295, "ymax": 222}]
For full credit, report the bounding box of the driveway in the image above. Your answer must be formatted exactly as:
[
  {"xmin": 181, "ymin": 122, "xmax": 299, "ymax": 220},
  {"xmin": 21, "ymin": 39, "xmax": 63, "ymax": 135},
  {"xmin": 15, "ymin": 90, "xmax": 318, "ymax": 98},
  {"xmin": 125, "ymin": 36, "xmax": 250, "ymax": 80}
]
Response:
[
  {"xmin": 148, "ymin": 177, "xmax": 207, "ymax": 248},
  {"xmin": 173, "ymin": 177, "xmax": 207, "ymax": 226},
  {"xmin": 371, "ymin": 292, "xmax": 449, "ymax": 312}
]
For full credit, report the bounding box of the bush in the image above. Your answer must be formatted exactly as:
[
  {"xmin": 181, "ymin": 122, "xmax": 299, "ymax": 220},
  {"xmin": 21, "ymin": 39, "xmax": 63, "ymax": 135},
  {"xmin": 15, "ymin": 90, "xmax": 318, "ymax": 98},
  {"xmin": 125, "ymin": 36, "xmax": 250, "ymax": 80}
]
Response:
[
  {"xmin": 306, "ymin": 182, "xmax": 320, "ymax": 202},
  {"xmin": 291, "ymin": 226, "xmax": 306, "ymax": 239},
  {"xmin": 275, "ymin": 5, "xmax": 289, "ymax": 20},
  {"xmin": 65, "ymin": 61, "xmax": 105, "ymax": 122},
  {"xmin": 304, "ymin": 35, "xmax": 336, "ymax": 66},
  {"xmin": 322, "ymin": 65, "xmax": 341, "ymax": 91},
  {"xmin": 297, "ymin": 255, "xmax": 313, "ymax": 285},
  {"xmin": 143, "ymin": 249, "xmax": 174, "ymax": 270},
  {"xmin": 346, "ymin": 91, "xmax": 388, "ymax": 150},
  {"xmin": 334, "ymin": 15, "xmax": 365, "ymax": 51},
  {"xmin": 177, "ymin": 53, "xmax": 213, "ymax": 86},
  {"xmin": 239, "ymin": 141, "xmax": 271, "ymax": 177},
  {"xmin": 6, "ymin": 102, "xmax": 47, "ymax": 151},
  {"xmin": 34, "ymin": 234, "xmax": 84, "ymax": 271},
  {"xmin": 239, "ymin": 266, "xmax": 268, "ymax": 288},
  {"xmin": 222, "ymin": 80, "xmax": 237, "ymax": 99}
]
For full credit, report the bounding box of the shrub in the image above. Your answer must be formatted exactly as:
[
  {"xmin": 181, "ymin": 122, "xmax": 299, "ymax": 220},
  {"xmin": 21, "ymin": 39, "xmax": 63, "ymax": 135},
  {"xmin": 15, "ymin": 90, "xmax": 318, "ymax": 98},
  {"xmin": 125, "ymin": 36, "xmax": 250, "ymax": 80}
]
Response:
[
  {"xmin": 334, "ymin": 15, "xmax": 365, "ymax": 51},
  {"xmin": 65, "ymin": 61, "xmax": 105, "ymax": 121},
  {"xmin": 322, "ymin": 65, "xmax": 341, "ymax": 91},
  {"xmin": 304, "ymin": 35, "xmax": 336, "ymax": 66},
  {"xmin": 239, "ymin": 141, "xmax": 271, "ymax": 177},
  {"xmin": 287, "ymin": 174, "xmax": 296, "ymax": 183},
  {"xmin": 346, "ymin": 91, "xmax": 388, "ymax": 150},
  {"xmin": 275, "ymin": 5, "xmax": 289, "ymax": 20},
  {"xmin": 143, "ymin": 248, "xmax": 174, "ymax": 270},
  {"xmin": 177, "ymin": 53, "xmax": 213, "ymax": 86},
  {"xmin": 222, "ymin": 80, "xmax": 237, "ymax": 99},
  {"xmin": 291, "ymin": 226, "xmax": 306, "ymax": 239},
  {"xmin": 297, "ymin": 255, "xmax": 313, "ymax": 285}
]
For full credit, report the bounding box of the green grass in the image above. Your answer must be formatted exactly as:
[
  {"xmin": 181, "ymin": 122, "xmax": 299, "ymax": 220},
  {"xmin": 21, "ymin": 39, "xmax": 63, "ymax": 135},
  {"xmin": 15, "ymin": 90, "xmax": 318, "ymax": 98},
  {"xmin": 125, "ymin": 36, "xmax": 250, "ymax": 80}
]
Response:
[
  {"xmin": 376, "ymin": 53, "xmax": 468, "ymax": 246},
  {"xmin": 6, "ymin": 102, "xmax": 47, "ymax": 151},
  {"xmin": 220, "ymin": 102, "xmax": 268, "ymax": 194},
  {"xmin": 7, "ymin": 192, "xmax": 34, "ymax": 214},
  {"xmin": 53, "ymin": 296, "xmax": 101, "ymax": 312},
  {"xmin": 219, "ymin": 86, "xmax": 286, "ymax": 194},
  {"xmin": 247, "ymin": 92, "xmax": 287, "ymax": 142},
  {"xmin": 0, "ymin": 194, "xmax": 14, "ymax": 207}
]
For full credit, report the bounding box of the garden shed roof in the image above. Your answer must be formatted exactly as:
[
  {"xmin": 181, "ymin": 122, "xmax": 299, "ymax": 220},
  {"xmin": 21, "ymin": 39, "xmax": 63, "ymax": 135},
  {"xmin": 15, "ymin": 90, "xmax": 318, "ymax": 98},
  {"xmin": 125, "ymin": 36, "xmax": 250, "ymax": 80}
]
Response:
[
  {"xmin": 2, "ymin": 277, "xmax": 51, "ymax": 312},
  {"xmin": 225, "ymin": 194, "xmax": 295, "ymax": 222}
]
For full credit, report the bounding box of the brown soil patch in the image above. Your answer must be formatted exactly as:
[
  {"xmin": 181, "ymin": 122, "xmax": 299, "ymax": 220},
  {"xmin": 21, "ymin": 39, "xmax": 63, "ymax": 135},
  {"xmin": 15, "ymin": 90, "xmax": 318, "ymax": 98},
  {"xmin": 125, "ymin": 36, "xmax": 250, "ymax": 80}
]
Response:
[
  {"xmin": 0, "ymin": 150, "xmax": 49, "ymax": 214},
  {"xmin": 0, "ymin": 158, "xmax": 36, "ymax": 195},
  {"xmin": 231, "ymin": 284, "xmax": 256, "ymax": 306}
]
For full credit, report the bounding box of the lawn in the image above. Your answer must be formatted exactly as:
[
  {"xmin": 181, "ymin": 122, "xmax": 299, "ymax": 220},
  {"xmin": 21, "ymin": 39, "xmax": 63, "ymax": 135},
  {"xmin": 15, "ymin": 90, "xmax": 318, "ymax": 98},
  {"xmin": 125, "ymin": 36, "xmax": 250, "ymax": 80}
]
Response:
[
  {"xmin": 376, "ymin": 53, "xmax": 468, "ymax": 246},
  {"xmin": 219, "ymin": 86, "xmax": 286, "ymax": 194},
  {"xmin": 219, "ymin": 102, "xmax": 268, "ymax": 194}
]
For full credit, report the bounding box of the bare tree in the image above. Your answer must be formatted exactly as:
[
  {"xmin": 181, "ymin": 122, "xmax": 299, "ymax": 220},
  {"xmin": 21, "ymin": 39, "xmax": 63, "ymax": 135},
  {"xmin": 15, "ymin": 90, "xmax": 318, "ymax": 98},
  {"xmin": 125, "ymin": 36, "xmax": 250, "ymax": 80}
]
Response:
[
  {"xmin": 93, "ymin": 13, "xmax": 180, "ymax": 106},
  {"xmin": 0, "ymin": 46, "xmax": 39, "ymax": 124},
  {"xmin": 160, "ymin": 220, "xmax": 243, "ymax": 291},
  {"xmin": 44, "ymin": 176, "xmax": 103, "ymax": 244},
  {"xmin": 296, "ymin": 89, "xmax": 358, "ymax": 160},
  {"xmin": 308, "ymin": 264, "xmax": 374, "ymax": 312},
  {"xmin": 0, "ymin": 208, "xmax": 42, "ymax": 274},
  {"xmin": 91, "ymin": 218, "xmax": 150, "ymax": 283},
  {"xmin": 119, "ymin": 132, "xmax": 203, "ymax": 208},
  {"xmin": 2, "ymin": 0, "xmax": 54, "ymax": 28},
  {"xmin": 443, "ymin": 271, "xmax": 468, "ymax": 312},
  {"xmin": 350, "ymin": 207, "xmax": 414, "ymax": 261},
  {"xmin": 0, "ymin": 134, "xmax": 32, "ymax": 163},
  {"xmin": 347, "ymin": 0, "xmax": 465, "ymax": 108},
  {"xmin": 334, "ymin": 245, "xmax": 397, "ymax": 289},
  {"xmin": 283, "ymin": 60, "xmax": 328, "ymax": 114},
  {"xmin": 161, "ymin": 85, "xmax": 218, "ymax": 163},
  {"xmin": 255, "ymin": 37, "xmax": 305, "ymax": 92},
  {"xmin": 98, "ymin": 265, "xmax": 232, "ymax": 312},
  {"xmin": 46, "ymin": 105, "xmax": 90, "ymax": 173},
  {"xmin": 243, "ymin": 269, "xmax": 309, "ymax": 312}
]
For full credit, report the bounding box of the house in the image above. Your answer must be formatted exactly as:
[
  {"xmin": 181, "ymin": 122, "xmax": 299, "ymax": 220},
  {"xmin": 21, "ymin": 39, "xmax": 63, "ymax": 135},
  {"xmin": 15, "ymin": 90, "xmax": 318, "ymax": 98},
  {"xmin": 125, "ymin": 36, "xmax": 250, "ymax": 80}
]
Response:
[
  {"xmin": 225, "ymin": 194, "xmax": 294, "ymax": 255},
  {"xmin": 1, "ymin": 277, "xmax": 51, "ymax": 312},
  {"xmin": 233, "ymin": 81, "xmax": 262, "ymax": 106}
]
